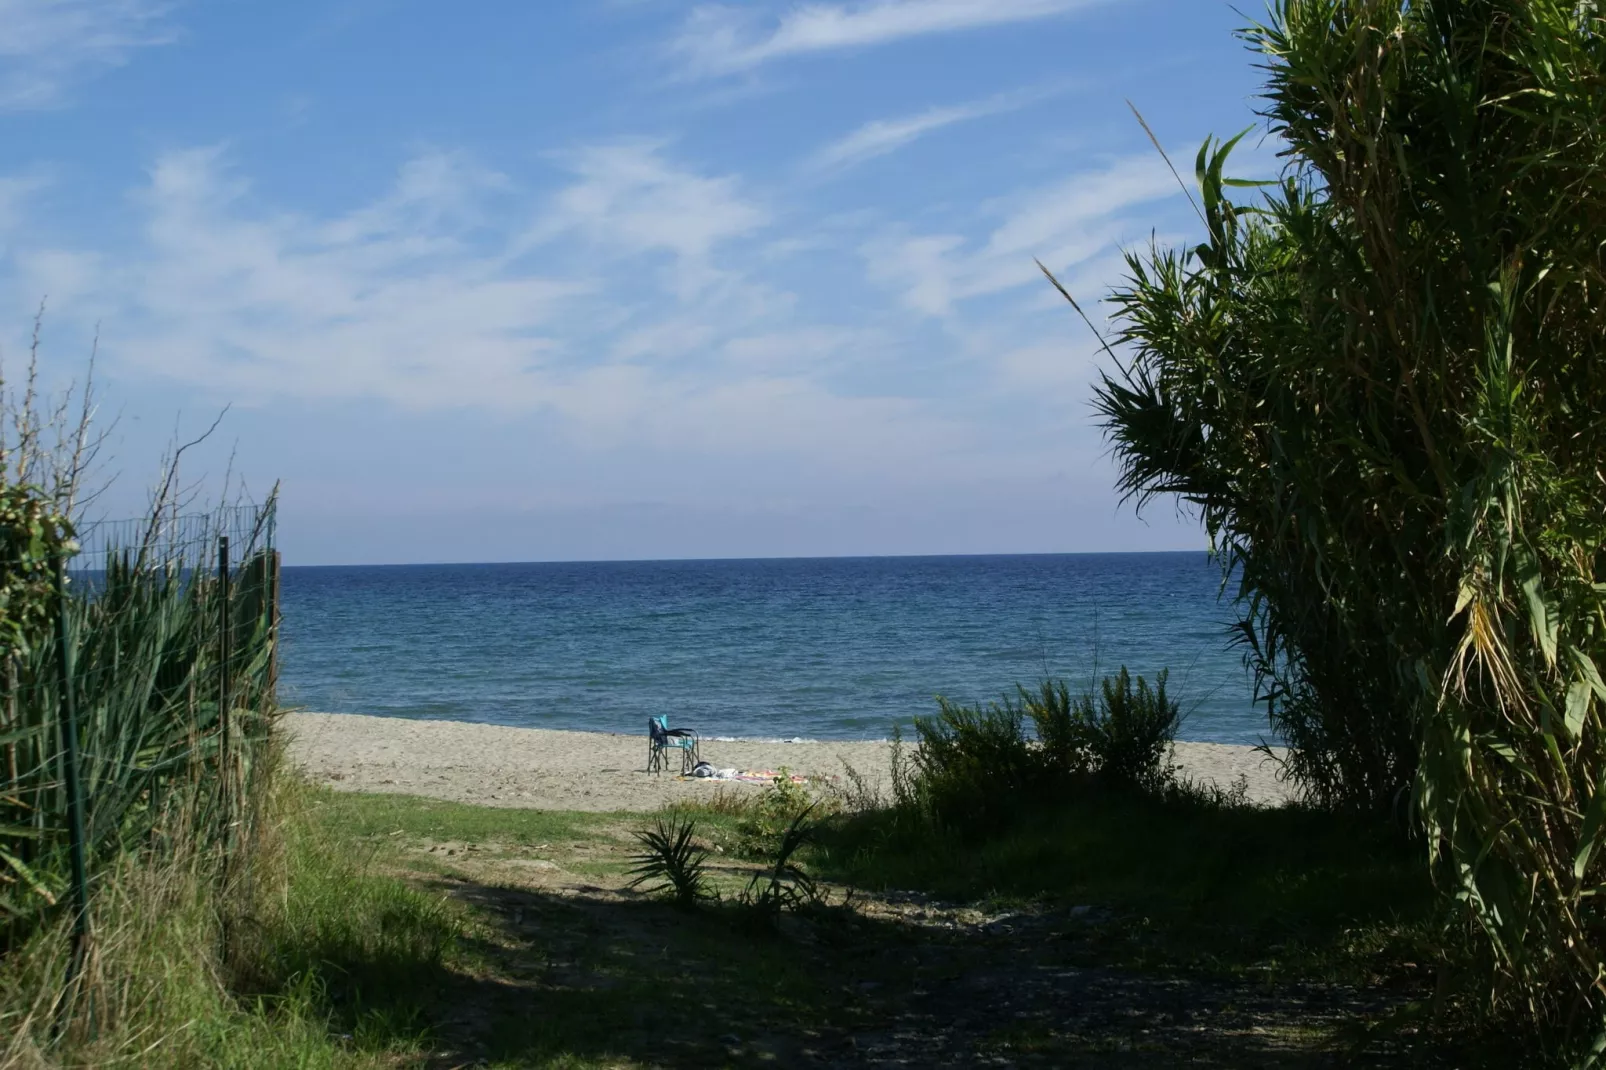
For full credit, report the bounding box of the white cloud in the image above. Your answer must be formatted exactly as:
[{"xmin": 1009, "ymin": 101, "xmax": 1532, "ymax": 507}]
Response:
[
  {"xmin": 995, "ymin": 339, "xmax": 1099, "ymax": 391},
  {"xmin": 0, "ymin": 127, "xmax": 1200, "ymax": 504},
  {"xmin": 545, "ymin": 365, "xmax": 966, "ymax": 466},
  {"xmin": 980, "ymin": 154, "xmax": 1179, "ymax": 262},
  {"xmin": 537, "ymin": 141, "xmax": 767, "ymax": 259},
  {"xmin": 14, "ymin": 248, "xmax": 103, "ymax": 312},
  {"xmin": 105, "ymin": 147, "xmax": 584, "ymax": 409},
  {"xmin": 0, "ymin": 173, "xmax": 106, "ymax": 315},
  {"xmin": 321, "ymin": 151, "xmax": 511, "ymax": 245},
  {"xmin": 6, "ymin": 142, "xmax": 977, "ymax": 481},
  {"xmin": 719, "ymin": 326, "xmax": 883, "ymax": 370},
  {"xmin": 863, "ymin": 152, "xmax": 1180, "ymax": 316},
  {"xmin": 673, "ymin": 0, "xmax": 1106, "ymax": 76},
  {"xmin": 809, "ymin": 90, "xmax": 1043, "ymax": 173},
  {"xmin": 526, "ymin": 140, "xmax": 769, "ymax": 297},
  {"xmin": 0, "ymin": 0, "xmax": 176, "ymax": 110}
]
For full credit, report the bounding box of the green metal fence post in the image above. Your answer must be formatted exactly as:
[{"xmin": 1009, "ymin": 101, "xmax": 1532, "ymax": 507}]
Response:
[
  {"xmin": 217, "ymin": 535, "xmax": 232, "ymax": 832},
  {"xmin": 268, "ymin": 549, "xmax": 281, "ymax": 710},
  {"xmin": 52, "ymin": 554, "xmax": 91, "ymax": 1032}
]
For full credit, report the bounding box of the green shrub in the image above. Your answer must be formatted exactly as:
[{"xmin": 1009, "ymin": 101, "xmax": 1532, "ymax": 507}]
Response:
[
  {"xmin": 897, "ymin": 693, "xmax": 1043, "ymax": 831},
  {"xmin": 1080, "ymin": 0, "xmax": 1606, "ymax": 1052},
  {"xmin": 897, "ymin": 668, "xmax": 1181, "ymax": 832},
  {"xmin": 1079, "ymin": 667, "xmax": 1180, "ymax": 791},
  {"xmin": 733, "ymin": 771, "xmax": 835, "ymax": 859},
  {"xmin": 1016, "ymin": 678, "xmax": 1091, "ymax": 777}
]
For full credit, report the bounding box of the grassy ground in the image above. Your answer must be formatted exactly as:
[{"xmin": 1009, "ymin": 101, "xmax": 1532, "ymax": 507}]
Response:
[
  {"xmin": 294, "ymin": 784, "xmax": 1506, "ymax": 1068},
  {"xmin": 0, "ymin": 775, "xmax": 460, "ymax": 1069},
  {"xmin": 5, "ymin": 780, "xmax": 1517, "ymax": 1068},
  {"xmin": 811, "ymin": 790, "xmax": 1442, "ymax": 983}
]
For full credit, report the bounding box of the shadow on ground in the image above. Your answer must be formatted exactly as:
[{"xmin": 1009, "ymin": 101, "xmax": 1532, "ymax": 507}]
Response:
[{"xmin": 406, "ymin": 869, "xmax": 1439, "ymax": 1069}]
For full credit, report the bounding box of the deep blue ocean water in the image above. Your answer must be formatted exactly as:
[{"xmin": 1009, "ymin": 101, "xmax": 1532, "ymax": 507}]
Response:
[{"xmin": 277, "ymin": 553, "xmax": 1270, "ymax": 745}]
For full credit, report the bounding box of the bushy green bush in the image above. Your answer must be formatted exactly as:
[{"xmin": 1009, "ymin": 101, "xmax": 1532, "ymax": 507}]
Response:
[
  {"xmin": 1082, "ymin": 0, "xmax": 1606, "ymax": 1052},
  {"xmin": 895, "ymin": 668, "xmax": 1181, "ymax": 832},
  {"xmin": 896, "ymin": 694, "xmax": 1043, "ymax": 831},
  {"xmin": 733, "ymin": 772, "xmax": 838, "ymax": 859},
  {"xmin": 1082, "ymin": 668, "xmax": 1180, "ymax": 791}
]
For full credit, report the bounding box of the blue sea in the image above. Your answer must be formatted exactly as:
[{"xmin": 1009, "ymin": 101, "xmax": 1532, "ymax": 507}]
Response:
[{"xmin": 277, "ymin": 552, "xmax": 1270, "ymax": 745}]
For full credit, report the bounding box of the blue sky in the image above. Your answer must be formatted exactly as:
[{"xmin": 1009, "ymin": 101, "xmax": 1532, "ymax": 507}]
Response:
[{"xmin": 0, "ymin": 0, "xmax": 1268, "ymax": 564}]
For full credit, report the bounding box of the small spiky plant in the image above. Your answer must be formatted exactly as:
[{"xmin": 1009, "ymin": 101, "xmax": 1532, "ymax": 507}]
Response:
[
  {"xmin": 739, "ymin": 804, "xmax": 824, "ymax": 920},
  {"xmin": 627, "ymin": 815, "xmax": 712, "ymax": 909}
]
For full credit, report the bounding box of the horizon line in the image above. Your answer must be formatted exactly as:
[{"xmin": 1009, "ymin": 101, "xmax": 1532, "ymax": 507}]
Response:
[{"xmin": 282, "ymin": 547, "xmax": 1215, "ymax": 569}]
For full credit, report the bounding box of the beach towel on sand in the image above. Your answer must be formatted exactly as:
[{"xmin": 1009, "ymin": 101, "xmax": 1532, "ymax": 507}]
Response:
[{"xmin": 679, "ymin": 767, "xmax": 815, "ymax": 784}]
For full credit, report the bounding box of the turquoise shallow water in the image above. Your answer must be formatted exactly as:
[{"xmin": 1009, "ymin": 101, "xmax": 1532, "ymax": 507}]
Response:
[{"xmin": 277, "ymin": 552, "xmax": 1269, "ymax": 745}]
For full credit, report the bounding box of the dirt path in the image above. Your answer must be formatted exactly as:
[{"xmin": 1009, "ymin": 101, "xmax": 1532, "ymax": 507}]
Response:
[{"xmin": 373, "ymin": 820, "xmax": 1434, "ymax": 1068}]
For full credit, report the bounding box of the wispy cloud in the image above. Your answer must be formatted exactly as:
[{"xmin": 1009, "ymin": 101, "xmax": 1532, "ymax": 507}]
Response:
[
  {"xmin": 0, "ymin": 0, "xmax": 177, "ymax": 110},
  {"xmin": 808, "ymin": 85, "xmax": 1066, "ymax": 173},
  {"xmin": 101, "ymin": 146, "xmax": 582, "ymax": 409},
  {"xmin": 862, "ymin": 152, "xmax": 1180, "ymax": 316},
  {"xmin": 673, "ymin": 0, "xmax": 1107, "ymax": 77},
  {"xmin": 533, "ymin": 141, "xmax": 768, "ymax": 260},
  {"xmin": 6, "ymin": 143, "xmax": 971, "ymax": 479}
]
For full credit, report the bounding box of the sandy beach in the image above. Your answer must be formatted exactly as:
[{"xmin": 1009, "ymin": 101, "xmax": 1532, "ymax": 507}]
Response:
[{"xmin": 282, "ymin": 711, "xmax": 1294, "ymax": 811}]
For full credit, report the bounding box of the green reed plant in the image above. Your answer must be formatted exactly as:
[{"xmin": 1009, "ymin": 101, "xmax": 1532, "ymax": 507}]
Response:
[
  {"xmin": 0, "ymin": 514, "xmax": 279, "ymax": 944},
  {"xmin": 0, "ymin": 333, "xmax": 281, "ymax": 958},
  {"xmin": 0, "ymin": 319, "xmax": 311, "ymax": 1061},
  {"xmin": 1079, "ymin": 0, "xmax": 1606, "ymax": 1054}
]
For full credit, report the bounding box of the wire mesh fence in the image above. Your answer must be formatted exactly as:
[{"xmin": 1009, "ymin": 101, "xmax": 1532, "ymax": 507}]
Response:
[
  {"xmin": 68, "ymin": 503, "xmax": 277, "ymax": 581},
  {"xmin": 0, "ymin": 498, "xmax": 280, "ymax": 967}
]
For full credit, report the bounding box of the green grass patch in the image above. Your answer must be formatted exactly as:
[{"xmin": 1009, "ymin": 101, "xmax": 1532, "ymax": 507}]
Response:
[
  {"xmin": 2, "ymin": 777, "xmax": 465, "ymax": 1068},
  {"xmin": 309, "ymin": 789, "xmax": 622, "ymax": 847},
  {"xmin": 808, "ymin": 790, "xmax": 1442, "ymax": 981},
  {"xmin": 234, "ymin": 786, "xmax": 464, "ymax": 1048}
]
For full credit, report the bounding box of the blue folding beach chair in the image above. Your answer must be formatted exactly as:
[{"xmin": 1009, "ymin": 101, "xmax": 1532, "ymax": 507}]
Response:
[{"xmin": 647, "ymin": 715, "xmax": 700, "ymax": 775}]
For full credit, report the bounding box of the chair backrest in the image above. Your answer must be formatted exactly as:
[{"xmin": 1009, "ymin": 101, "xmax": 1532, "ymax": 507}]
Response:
[{"xmin": 648, "ymin": 716, "xmax": 669, "ymax": 744}]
